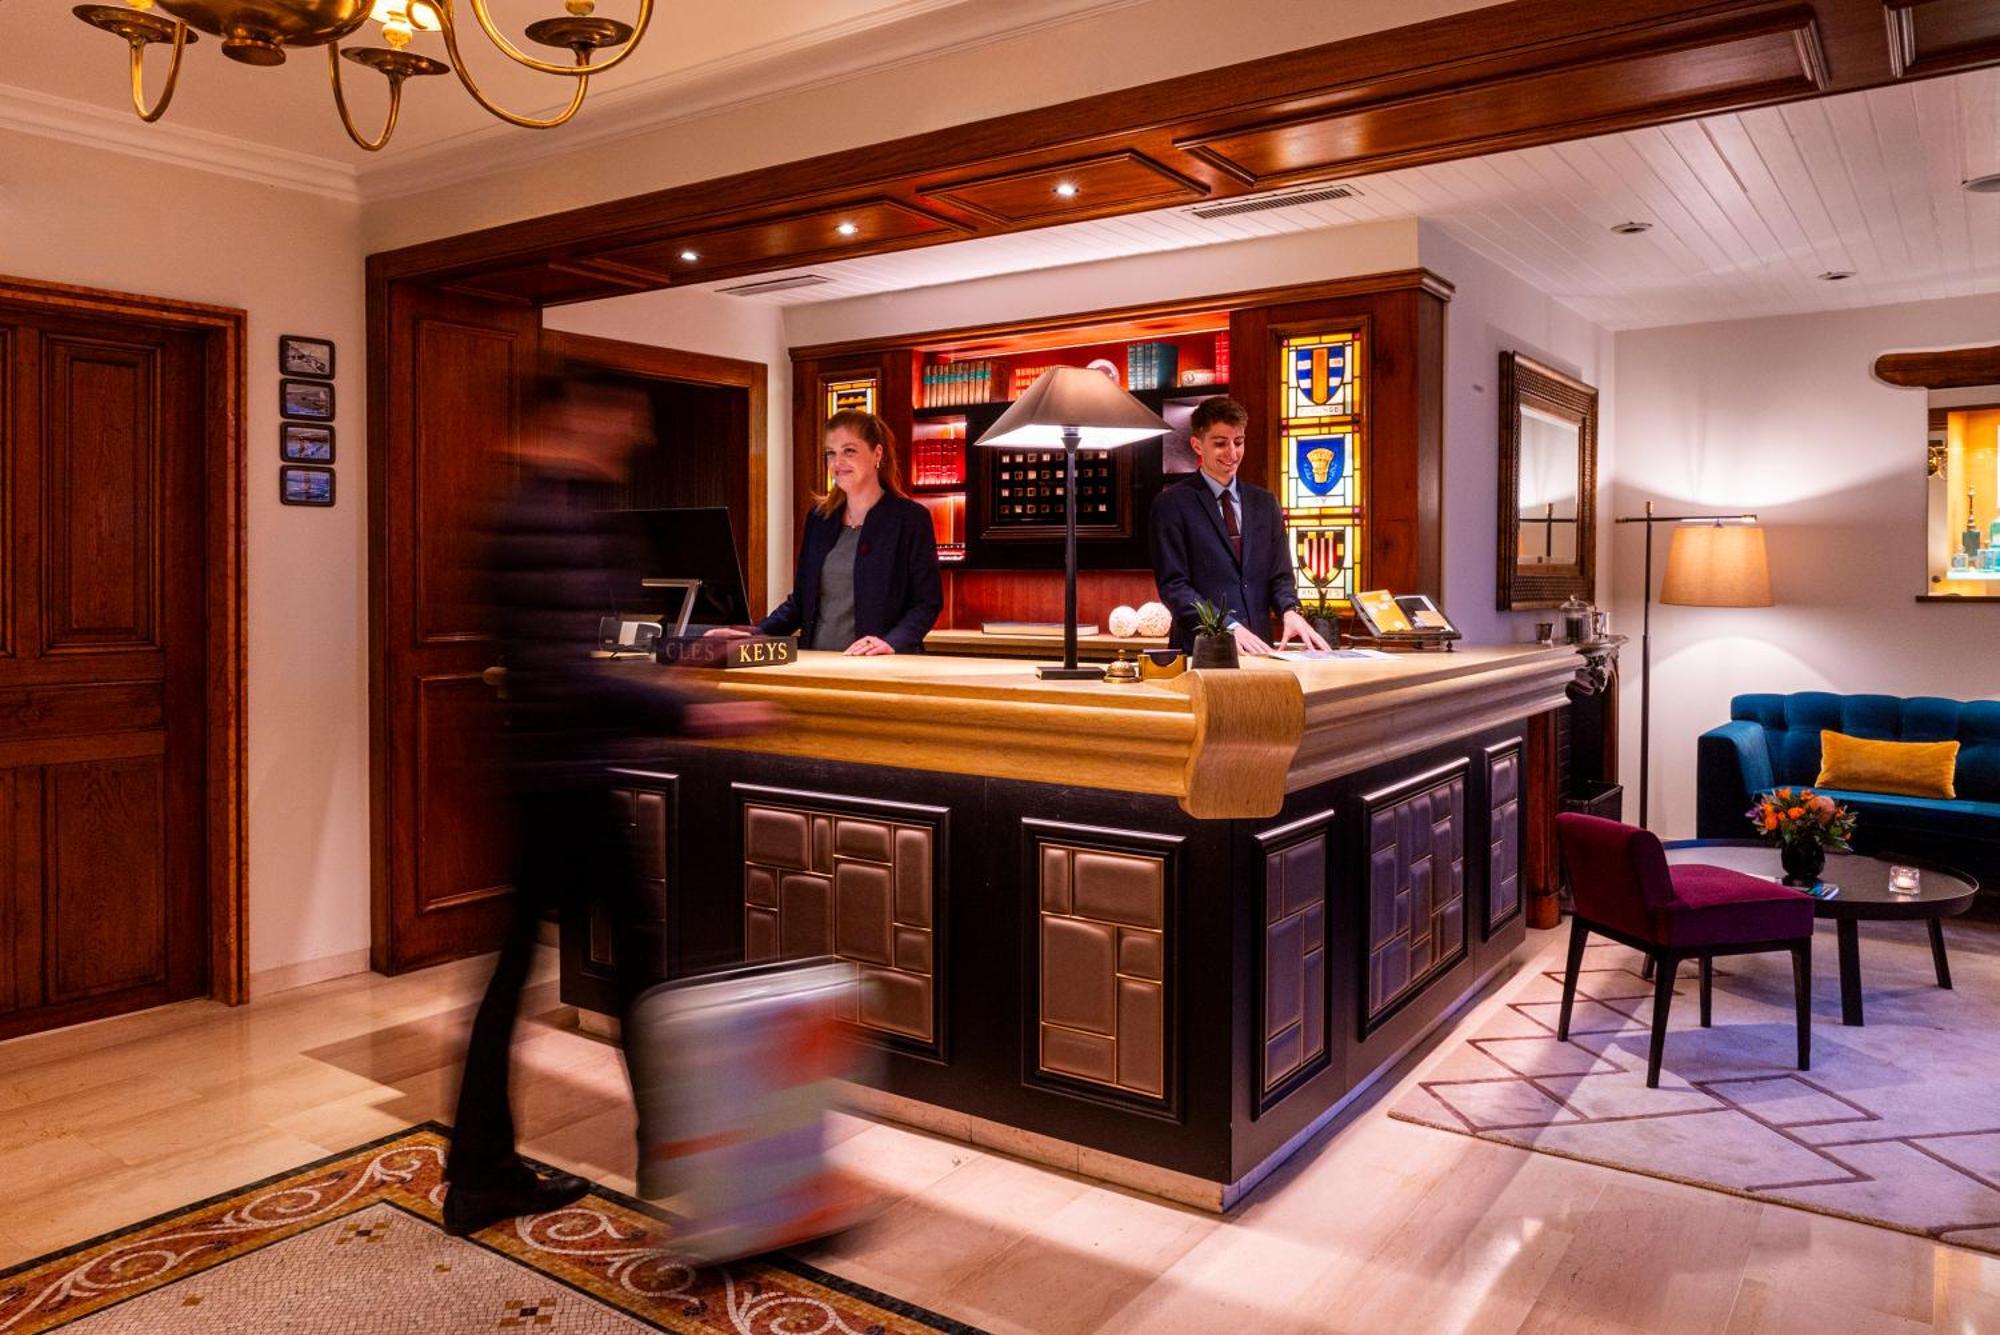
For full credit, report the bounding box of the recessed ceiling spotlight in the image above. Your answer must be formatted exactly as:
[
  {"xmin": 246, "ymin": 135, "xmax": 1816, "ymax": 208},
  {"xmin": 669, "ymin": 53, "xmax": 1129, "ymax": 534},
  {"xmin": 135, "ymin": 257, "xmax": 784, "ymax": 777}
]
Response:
[
  {"xmin": 836, "ymin": 221, "xmax": 859, "ymax": 237},
  {"xmin": 678, "ymin": 249, "xmax": 699, "ymax": 263},
  {"xmin": 1609, "ymin": 220, "xmax": 1652, "ymax": 235},
  {"xmin": 1964, "ymin": 172, "xmax": 2000, "ymax": 194},
  {"xmin": 1054, "ymin": 181, "xmax": 1079, "ymax": 199},
  {"xmin": 1819, "ymin": 270, "xmax": 1855, "ymax": 281}
]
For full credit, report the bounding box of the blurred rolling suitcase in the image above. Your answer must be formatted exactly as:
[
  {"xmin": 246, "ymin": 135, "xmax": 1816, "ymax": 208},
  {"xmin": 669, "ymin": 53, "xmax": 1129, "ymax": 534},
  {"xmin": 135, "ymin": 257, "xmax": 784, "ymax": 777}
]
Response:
[{"xmin": 628, "ymin": 956, "xmax": 876, "ymax": 1262}]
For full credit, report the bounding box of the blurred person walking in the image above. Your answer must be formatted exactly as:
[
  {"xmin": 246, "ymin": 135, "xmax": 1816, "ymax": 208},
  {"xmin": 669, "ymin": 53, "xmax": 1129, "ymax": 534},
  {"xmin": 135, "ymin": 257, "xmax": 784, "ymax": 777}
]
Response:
[{"xmin": 442, "ymin": 370, "xmax": 773, "ymax": 1237}]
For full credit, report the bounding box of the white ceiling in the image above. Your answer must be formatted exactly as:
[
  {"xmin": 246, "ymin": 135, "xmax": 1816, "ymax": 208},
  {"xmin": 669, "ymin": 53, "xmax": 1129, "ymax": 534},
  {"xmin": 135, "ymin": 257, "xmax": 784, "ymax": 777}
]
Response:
[
  {"xmin": 0, "ymin": 0, "xmax": 1133, "ymax": 166},
  {"xmin": 715, "ymin": 67, "xmax": 2000, "ymax": 332}
]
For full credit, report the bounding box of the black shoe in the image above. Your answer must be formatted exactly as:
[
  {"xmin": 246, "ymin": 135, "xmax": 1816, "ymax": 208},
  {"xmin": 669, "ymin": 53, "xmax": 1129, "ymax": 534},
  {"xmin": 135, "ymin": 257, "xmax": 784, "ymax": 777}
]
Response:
[{"xmin": 442, "ymin": 1166, "xmax": 591, "ymax": 1237}]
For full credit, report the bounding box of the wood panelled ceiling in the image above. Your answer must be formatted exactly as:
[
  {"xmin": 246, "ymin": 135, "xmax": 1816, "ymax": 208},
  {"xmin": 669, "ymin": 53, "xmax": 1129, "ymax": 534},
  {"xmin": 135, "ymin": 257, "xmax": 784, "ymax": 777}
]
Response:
[{"xmin": 374, "ymin": 0, "xmax": 2000, "ymax": 307}]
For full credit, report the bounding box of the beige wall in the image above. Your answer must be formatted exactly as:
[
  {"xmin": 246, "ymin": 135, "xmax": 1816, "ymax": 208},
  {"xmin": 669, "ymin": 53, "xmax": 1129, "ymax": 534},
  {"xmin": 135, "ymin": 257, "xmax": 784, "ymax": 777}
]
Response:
[
  {"xmin": 542, "ymin": 288, "xmax": 795, "ymax": 609},
  {"xmin": 1419, "ymin": 224, "xmax": 1615, "ymax": 647},
  {"xmin": 0, "ymin": 130, "xmax": 370, "ymax": 985},
  {"xmin": 360, "ymin": 0, "xmax": 1500, "ymax": 253},
  {"xmin": 1612, "ymin": 293, "xmax": 2000, "ymax": 837}
]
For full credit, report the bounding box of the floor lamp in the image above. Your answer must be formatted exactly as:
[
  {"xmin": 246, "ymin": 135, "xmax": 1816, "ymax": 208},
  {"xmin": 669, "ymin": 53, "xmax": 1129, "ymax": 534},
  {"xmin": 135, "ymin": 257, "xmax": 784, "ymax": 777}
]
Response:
[
  {"xmin": 1614, "ymin": 501, "xmax": 1772, "ymax": 827},
  {"xmin": 974, "ymin": 366, "xmax": 1168, "ymax": 680}
]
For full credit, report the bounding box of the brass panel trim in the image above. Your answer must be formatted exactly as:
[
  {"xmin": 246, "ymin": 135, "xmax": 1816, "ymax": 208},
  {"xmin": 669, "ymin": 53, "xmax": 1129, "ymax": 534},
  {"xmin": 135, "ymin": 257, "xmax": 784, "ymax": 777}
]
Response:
[
  {"xmin": 1022, "ymin": 817, "xmax": 1184, "ymax": 1120},
  {"xmin": 1483, "ymin": 739, "xmax": 1525, "ymax": 938},
  {"xmin": 1253, "ymin": 808, "xmax": 1335, "ymax": 1116},
  {"xmin": 1358, "ymin": 760, "xmax": 1470, "ymax": 1037}
]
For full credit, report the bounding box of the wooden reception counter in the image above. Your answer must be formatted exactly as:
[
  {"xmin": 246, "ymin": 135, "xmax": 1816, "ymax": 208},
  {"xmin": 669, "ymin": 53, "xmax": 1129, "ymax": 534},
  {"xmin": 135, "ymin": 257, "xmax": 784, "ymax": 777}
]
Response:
[{"xmin": 560, "ymin": 645, "xmax": 1578, "ymax": 1208}]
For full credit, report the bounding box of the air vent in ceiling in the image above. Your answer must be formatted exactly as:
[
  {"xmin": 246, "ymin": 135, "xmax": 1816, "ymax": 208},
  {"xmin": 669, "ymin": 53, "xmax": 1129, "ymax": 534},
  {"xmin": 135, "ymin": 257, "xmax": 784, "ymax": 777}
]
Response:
[
  {"xmin": 1187, "ymin": 184, "xmax": 1362, "ymax": 220},
  {"xmin": 716, "ymin": 273, "xmax": 832, "ymax": 296}
]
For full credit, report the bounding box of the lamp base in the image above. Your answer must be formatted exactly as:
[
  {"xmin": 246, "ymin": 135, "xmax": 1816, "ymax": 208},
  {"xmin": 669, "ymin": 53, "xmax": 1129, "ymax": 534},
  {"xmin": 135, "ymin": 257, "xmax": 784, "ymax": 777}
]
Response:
[{"xmin": 1036, "ymin": 664, "xmax": 1106, "ymax": 681}]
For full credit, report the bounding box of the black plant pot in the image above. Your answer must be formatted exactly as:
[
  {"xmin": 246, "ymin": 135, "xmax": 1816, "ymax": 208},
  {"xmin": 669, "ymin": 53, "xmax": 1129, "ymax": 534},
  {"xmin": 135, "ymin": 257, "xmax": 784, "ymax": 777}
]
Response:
[
  {"xmin": 1309, "ymin": 615, "xmax": 1337, "ymax": 645},
  {"xmin": 1191, "ymin": 635, "xmax": 1239, "ymax": 669},
  {"xmin": 1780, "ymin": 839, "xmax": 1827, "ymax": 888}
]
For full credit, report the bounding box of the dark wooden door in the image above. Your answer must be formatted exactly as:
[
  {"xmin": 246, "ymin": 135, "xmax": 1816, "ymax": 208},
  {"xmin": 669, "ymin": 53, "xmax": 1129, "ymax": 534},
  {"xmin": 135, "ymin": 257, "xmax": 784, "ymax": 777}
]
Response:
[
  {"xmin": 0, "ymin": 306, "xmax": 209, "ymax": 1039},
  {"xmin": 371, "ymin": 282, "xmax": 539, "ymax": 973}
]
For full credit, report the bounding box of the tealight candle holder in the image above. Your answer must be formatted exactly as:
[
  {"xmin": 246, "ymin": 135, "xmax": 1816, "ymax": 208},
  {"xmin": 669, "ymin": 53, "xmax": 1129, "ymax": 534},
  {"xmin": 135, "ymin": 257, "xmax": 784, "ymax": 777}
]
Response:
[{"xmin": 1888, "ymin": 865, "xmax": 1920, "ymax": 895}]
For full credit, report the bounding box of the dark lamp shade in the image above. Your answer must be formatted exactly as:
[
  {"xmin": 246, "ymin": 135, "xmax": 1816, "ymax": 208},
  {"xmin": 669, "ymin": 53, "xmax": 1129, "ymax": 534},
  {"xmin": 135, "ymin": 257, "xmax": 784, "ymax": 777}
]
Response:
[
  {"xmin": 973, "ymin": 365, "xmax": 1169, "ymax": 449},
  {"xmin": 1659, "ymin": 521, "xmax": 1772, "ymax": 607}
]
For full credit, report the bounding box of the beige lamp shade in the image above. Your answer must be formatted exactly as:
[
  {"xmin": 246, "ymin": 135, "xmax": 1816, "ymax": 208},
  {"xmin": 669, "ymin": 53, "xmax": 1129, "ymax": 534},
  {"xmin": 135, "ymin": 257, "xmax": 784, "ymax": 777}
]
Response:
[
  {"xmin": 1659, "ymin": 521, "xmax": 1772, "ymax": 606},
  {"xmin": 974, "ymin": 365, "xmax": 1168, "ymax": 449}
]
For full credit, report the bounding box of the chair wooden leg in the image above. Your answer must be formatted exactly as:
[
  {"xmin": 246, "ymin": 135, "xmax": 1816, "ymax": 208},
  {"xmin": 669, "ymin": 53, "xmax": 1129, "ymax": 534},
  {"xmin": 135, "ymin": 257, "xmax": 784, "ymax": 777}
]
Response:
[
  {"xmin": 1641, "ymin": 955, "xmax": 1656, "ymax": 981},
  {"xmin": 1792, "ymin": 939, "xmax": 1812, "ymax": 1072},
  {"xmin": 1699, "ymin": 956, "xmax": 1714, "ymax": 1028},
  {"xmin": 1647, "ymin": 951, "xmax": 1677, "ymax": 1088},
  {"xmin": 1557, "ymin": 918, "xmax": 1589, "ymax": 1041}
]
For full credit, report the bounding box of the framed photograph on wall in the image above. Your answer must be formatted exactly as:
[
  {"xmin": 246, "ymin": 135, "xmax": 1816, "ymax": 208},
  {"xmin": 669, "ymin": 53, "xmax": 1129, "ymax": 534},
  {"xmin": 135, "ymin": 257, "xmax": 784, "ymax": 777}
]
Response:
[
  {"xmin": 280, "ymin": 464, "xmax": 335, "ymax": 507},
  {"xmin": 280, "ymin": 377, "xmax": 334, "ymax": 421},
  {"xmin": 280, "ymin": 423, "xmax": 334, "ymax": 463},
  {"xmin": 279, "ymin": 334, "xmax": 335, "ymax": 379}
]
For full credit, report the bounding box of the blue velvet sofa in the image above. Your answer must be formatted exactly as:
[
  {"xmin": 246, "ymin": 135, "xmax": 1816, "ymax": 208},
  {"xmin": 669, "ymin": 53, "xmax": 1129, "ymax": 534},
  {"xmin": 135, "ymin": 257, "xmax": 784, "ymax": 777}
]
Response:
[{"xmin": 1697, "ymin": 692, "xmax": 2000, "ymax": 908}]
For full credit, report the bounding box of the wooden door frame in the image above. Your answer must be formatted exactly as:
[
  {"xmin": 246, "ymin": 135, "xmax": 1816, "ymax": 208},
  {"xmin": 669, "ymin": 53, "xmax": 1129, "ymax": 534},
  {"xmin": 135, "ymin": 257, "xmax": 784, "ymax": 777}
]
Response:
[
  {"xmin": 0, "ymin": 274, "xmax": 247, "ymax": 1006},
  {"xmin": 542, "ymin": 329, "xmax": 769, "ymax": 614}
]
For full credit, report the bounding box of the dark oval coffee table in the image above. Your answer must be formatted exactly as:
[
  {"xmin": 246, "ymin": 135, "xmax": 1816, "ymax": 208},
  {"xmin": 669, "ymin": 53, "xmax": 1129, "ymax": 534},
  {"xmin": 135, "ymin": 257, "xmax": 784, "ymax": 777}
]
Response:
[{"xmin": 1664, "ymin": 839, "xmax": 1979, "ymax": 1027}]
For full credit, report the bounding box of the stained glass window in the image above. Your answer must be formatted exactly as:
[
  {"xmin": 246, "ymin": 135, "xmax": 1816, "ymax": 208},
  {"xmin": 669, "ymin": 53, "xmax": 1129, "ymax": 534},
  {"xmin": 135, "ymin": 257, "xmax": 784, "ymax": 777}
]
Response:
[{"xmin": 1277, "ymin": 328, "xmax": 1365, "ymax": 610}]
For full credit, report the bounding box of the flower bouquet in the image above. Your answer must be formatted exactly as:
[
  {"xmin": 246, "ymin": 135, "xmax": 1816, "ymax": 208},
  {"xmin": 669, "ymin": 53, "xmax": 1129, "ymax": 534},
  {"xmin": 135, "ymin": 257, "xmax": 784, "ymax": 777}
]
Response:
[{"xmin": 1747, "ymin": 787, "xmax": 1856, "ymax": 887}]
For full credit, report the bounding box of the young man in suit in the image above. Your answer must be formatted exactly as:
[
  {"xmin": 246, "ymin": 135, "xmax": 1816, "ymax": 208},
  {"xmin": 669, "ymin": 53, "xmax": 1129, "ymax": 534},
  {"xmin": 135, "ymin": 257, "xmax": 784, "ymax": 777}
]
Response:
[{"xmin": 1150, "ymin": 396, "xmax": 1333, "ymax": 656}]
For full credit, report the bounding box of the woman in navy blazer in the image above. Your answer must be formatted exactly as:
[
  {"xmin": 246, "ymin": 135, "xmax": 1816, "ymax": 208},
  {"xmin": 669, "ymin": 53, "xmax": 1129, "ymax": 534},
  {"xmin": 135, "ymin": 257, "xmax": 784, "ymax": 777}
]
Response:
[{"xmin": 754, "ymin": 411, "xmax": 942, "ymax": 654}]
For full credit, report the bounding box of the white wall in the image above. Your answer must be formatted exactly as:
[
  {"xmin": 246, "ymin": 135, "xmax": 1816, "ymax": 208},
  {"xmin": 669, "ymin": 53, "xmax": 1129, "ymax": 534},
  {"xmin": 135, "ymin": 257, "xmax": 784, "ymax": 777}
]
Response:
[
  {"xmin": 543, "ymin": 288, "xmax": 794, "ymax": 609},
  {"xmin": 1612, "ymin": 292, "xmax": 2000, "ymax": 838},
  {"xmin": 0, "ymin": 130, "xmax": 370, "ymax": 985},
  {"xmin": 1419, "ymin": 224, "xmax": 1614, "ymax": 646}
]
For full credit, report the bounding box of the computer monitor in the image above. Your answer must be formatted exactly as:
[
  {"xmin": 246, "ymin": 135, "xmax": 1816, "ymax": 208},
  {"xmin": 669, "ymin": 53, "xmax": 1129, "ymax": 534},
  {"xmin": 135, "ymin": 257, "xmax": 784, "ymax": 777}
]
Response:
[{"xmin": 613, "ymin": 507, "xmax": 752, "ymax": 629}]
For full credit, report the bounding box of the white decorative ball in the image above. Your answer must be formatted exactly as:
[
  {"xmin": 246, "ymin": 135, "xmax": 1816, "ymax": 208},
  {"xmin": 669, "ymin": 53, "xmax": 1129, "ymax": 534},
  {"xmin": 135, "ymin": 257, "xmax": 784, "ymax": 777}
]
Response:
[
  {"xmin": 1107, "ymin": 605, "xmax": 1140, "ymax": 638},
  {"xmin": 1135, "ymin": 601, "xmax": 1172, "ymax": 637}
]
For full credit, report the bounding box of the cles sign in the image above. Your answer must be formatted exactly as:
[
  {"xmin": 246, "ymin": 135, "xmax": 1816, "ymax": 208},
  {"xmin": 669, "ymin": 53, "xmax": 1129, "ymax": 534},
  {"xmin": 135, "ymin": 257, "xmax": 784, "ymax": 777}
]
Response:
[{"xmin": 1291, "ymin": 341, "xmax": 1348, "ymax": 407}]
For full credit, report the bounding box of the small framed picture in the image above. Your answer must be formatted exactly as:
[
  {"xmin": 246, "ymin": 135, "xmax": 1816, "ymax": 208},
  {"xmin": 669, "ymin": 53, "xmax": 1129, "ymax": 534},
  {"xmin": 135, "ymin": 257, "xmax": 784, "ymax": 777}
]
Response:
[
  {"xmin": 280, "ymin": 465, "xmax": 335, "ymax": 507},
  {"xmin": 279, "ymin": 334, "xmax": 335, "ymax": 379},
  {"xmin": 280, "ymin": 378, "xmax": 334, "ymax": 421},
  {"xmin": 280, "ymin": 422, "xmax": 334, "ymax": 463}
]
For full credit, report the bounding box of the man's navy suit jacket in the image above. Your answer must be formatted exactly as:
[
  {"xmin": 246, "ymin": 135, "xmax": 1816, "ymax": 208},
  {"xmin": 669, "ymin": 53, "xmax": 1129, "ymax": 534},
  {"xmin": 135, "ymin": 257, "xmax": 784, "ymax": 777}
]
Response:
[{"xmin": 1149, "ymin": 472, "xmax": 1300, "ymax": 653}]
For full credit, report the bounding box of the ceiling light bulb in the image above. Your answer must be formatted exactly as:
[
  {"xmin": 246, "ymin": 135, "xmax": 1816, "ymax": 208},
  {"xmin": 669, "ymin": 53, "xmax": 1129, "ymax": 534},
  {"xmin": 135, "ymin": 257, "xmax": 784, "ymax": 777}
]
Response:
[
  {"xmin": 370, "ymin": 0, "xmax": 440, "ymax": 30},
  {"xmin": 125, "ymin": 0, "xmax": 155, "ymax": 10},
  {"xmin": 679, "ymin": 249, "xmax": 699, "ymax": 262},
  {"xmin": 1054, "ymin": 182, "xmax": 1079, "ymax": 198},
  {"xmin": 836, "ymin": 221, "xmax": 859, "ymax": 237}
]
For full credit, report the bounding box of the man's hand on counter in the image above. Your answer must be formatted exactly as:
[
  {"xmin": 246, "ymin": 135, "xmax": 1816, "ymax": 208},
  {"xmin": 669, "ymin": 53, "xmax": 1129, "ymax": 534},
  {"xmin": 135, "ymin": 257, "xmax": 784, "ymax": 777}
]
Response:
[
  {"xmin": 1277, "ymin": 610, "xmax": 1334, "ymax": 653},
  {"xmin": 703, "ymin": 626, "xmax": 752, "ymax": 639},
  {"xmin": 844, "ymin": 636, "xmax": 895, "ymax": 656},
  {"xmin": 1232, "ymin": 624, "xmax": 1276, "ymax": 657},
  {"xmin": 682, "ymin": 699, "xmax": 782, "ymax": 738}
]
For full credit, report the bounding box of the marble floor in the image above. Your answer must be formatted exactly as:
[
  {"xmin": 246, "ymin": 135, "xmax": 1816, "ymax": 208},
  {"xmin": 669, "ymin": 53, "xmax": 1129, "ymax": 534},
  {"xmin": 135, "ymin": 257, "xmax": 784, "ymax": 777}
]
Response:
[{"xmin": 3, "ymin": 929, "xmax": 1997, "ymax": 1334}]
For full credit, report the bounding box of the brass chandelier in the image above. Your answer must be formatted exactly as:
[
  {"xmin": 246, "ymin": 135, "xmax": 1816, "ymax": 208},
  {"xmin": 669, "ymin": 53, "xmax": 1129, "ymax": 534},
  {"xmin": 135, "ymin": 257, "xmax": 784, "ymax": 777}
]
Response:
[{"xmin": 72, "ymin": 0, "xmax": 652, "ymax": 151}]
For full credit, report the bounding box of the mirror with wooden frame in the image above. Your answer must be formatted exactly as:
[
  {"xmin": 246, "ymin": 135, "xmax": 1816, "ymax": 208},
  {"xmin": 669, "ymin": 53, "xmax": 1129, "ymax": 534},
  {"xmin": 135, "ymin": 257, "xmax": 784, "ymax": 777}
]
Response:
[{"xmin": 1497, "ymin": 352, "xmax": 1598, "ymax": 610}]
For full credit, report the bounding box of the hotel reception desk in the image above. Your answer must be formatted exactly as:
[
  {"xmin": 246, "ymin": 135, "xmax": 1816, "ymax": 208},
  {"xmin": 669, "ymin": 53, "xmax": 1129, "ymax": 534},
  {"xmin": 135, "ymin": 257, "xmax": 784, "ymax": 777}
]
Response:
[{"xmin": 559, "ymin": 646, "xmax": 1577, "ymax": 1208}]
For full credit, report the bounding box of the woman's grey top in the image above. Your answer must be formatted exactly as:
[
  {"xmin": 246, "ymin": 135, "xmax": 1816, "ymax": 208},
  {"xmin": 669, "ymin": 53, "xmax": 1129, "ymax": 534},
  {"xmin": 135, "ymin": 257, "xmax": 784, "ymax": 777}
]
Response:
[{"xmin": 809, "ymin": 524, "xmax": 862, "ymax": 651}]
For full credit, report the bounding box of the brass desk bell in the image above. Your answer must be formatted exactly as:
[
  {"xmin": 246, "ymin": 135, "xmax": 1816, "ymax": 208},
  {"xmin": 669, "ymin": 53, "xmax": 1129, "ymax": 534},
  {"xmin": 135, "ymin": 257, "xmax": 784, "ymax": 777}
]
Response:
[{"xmin": 1104, "ymin": 650, "xmax": 1142, "ymax": 684}]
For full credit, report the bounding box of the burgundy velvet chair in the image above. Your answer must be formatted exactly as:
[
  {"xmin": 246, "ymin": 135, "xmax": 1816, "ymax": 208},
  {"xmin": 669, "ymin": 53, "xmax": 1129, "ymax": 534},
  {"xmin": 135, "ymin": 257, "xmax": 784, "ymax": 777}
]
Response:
[{"xmin": 1555, "ymin": 813, "xmax": 1814, "ymax": 1088}]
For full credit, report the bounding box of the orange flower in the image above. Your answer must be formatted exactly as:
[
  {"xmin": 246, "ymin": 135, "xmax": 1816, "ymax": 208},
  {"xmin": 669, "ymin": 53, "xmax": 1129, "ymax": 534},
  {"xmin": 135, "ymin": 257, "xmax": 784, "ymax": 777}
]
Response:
[
  {"xmin": 1787, "ymin": 807, "xmax": 1805, "ymax": 820},
  {"xmin": 1763, "ymin": 811, "xmax": 1779, "ymax": 831}
]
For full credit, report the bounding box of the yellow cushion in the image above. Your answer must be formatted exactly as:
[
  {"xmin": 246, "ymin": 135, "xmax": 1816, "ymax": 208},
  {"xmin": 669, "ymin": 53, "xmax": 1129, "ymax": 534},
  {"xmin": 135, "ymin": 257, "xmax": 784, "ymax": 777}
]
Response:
[{"xmin": 1816, "ymin": 730, "xmax": 1959, "ymax": 800}]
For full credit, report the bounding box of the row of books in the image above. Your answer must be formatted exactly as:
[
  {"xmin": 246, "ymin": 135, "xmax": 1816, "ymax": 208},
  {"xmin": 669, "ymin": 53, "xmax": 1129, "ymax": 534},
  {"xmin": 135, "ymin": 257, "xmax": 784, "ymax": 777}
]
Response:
[
  {"xmin": 1126, "ymin": 342, "xmax": 1179, "ymax": 391},
  {"xmin": 921, "ymin": 361, "xmax": 999, "ymax": 408},
  {"xmin": 910, "ymin": 432, "xmax": 966, "ymax": 487}
]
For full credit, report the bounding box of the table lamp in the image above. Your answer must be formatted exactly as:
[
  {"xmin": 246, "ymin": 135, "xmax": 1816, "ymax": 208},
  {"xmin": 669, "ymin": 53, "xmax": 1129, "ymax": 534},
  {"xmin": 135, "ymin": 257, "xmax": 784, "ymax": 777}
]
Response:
[
  {"xmin": 1616, "ymin": 502, "xmax": 1772, "ymax": 826},
  {"xmin": 974, "ymin": 366, "xmax": 1168, "ymax": 679}
]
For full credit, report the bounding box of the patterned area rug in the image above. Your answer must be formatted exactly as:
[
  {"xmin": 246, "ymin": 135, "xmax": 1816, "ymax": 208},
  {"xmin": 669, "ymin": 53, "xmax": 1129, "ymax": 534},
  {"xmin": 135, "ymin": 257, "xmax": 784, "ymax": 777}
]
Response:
[
  {"xmin": 1391, "ymin": 919, "xmax": 2000, "ymax": 1254},
  {"xmin": 0, "ymin": 1125, "xmax": 980, "ymax": 1333}
]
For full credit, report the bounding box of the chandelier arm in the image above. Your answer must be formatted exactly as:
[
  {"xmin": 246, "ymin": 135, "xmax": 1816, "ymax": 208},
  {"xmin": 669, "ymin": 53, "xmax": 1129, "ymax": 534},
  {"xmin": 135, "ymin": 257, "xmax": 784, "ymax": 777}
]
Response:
[
  {"xmin": 328, "ymin": 44, "xmax": 406, "ymax": 152},
  {"xmin": 437, "ymin": 17, "xmax": 593, "ymax": 129},
  {"xmin": 450, "ymin": 0, "xmax": 653, "ymax": 77},
  {"xmin": 128, "ymin": 22, "xmax": 191, "ymax": 123}
]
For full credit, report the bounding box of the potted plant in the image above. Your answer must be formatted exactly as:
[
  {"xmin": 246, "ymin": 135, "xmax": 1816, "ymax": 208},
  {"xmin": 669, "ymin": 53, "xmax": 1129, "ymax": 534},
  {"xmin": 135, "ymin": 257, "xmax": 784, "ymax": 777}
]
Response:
[
  {"xmin": 1748, "ymin": 787, "xmax": 1857, "ymax": 887},
  {"xmin": 1190, "ymin": 599, "xmax": 1239, "ymax": 669}
]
